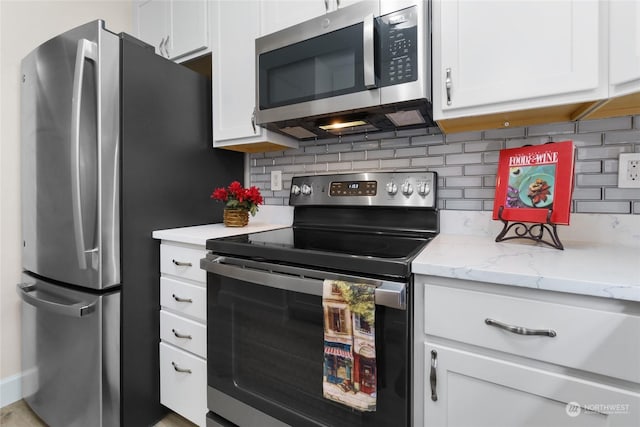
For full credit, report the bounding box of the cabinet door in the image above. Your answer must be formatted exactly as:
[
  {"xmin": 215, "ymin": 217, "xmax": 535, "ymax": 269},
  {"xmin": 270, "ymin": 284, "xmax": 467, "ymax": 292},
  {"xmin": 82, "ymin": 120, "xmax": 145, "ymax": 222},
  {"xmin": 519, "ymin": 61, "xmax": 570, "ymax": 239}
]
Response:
[
  {"xmin": 259, "ymin": 0, "xmax": 328, "ymax": 36},
  {"xmin": 211, "ymin": 1, "xmax": 261, "ymax": 142},
  {"xmin": 136, "ymin": 0, "xmax": 170, "ymax": 56},
  {"xmin": 333, "ymin": 0, "xmax": 361, "ymax": 10},
  {"xmin": 433, "ymin": 0, "xmax": 606, "ymax": 120},
  {"xmin": 211, "ymin": 0, "xmax": 298, "ymax": 150},
  {"xmin": 425, "ymin": 343, "xmax": 640, "ymax": 427},
  {"xmin": 609, "ymin": 0, "xmax": 640, "ymax": 97},
  {"xmin": 169, "ymin": 0, "xmax": 208, "ymax": 60}
]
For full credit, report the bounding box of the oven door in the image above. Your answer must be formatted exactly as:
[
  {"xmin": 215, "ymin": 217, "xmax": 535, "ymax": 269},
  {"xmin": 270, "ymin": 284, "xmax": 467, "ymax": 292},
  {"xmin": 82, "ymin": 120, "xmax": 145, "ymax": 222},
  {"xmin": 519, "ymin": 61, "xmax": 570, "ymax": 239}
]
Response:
[
  {"xmin": 202, "ymin": 256, "xmax": 409, "ymax": 427},
  {"xmin": 255, "ymin": 1, "xmax": 380, "ymax": 125}
]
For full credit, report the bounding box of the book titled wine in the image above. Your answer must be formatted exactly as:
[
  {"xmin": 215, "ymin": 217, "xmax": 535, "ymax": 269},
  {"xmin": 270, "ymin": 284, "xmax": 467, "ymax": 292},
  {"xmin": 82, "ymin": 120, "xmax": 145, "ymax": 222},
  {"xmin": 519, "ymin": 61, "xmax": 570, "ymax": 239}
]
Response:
[{"xmin": 492, "ymin": 140, "xmax": 575, "ymax": 225}]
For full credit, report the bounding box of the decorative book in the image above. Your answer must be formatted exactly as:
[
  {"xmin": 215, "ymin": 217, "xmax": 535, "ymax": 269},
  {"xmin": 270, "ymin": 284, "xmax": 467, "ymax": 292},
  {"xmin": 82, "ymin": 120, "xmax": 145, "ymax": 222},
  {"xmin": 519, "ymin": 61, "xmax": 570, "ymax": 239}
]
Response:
[{"xmin": 492, "ymin": 140, "xmax": 575, "ymax": 225}]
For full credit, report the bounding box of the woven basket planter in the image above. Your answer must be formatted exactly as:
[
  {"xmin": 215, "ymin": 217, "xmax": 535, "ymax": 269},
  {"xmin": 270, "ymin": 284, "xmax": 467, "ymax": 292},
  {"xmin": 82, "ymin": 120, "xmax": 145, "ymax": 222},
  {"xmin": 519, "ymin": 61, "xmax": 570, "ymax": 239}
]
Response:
[{"xmin": 223, "ymin": 208, "xmax": 249, "ymax": 227}]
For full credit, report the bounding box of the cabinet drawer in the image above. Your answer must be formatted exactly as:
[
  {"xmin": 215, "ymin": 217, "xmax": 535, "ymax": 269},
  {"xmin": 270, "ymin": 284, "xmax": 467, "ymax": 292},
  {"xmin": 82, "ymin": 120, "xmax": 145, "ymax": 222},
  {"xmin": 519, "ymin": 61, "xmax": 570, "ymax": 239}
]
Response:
[
  {"xmin": 425, "ymin": 285, "xmax": 640, "ymax": 383},
  {"xmin": 160, "ymin": 342, "xmax": 206, "ymax": 427},
  {"xmin": 161, "ymin": 277, "xmax": 206, "ymax": 322},
  {"xmin": 161, "ymin": 310, "xmax": 206, "ymax": 358},
  {"xmin": 160, "ymin": 243, "xmax": 206, "ymax": 283}
]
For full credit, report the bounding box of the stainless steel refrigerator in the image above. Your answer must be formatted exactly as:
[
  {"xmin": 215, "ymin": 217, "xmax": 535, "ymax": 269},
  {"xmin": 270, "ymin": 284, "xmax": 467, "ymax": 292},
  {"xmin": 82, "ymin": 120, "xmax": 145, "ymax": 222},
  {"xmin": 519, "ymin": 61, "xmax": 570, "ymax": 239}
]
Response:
[{"xmin": 18, "ymin": 20, "xmax": 243, "ymax": 427}]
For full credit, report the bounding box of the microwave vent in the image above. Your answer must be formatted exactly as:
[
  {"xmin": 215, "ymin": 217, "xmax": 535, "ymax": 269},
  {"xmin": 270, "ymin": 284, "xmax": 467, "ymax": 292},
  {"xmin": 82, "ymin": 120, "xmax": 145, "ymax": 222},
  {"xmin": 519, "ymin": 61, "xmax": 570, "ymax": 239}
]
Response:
[
  {"xmin": 385, "ymin": 110, "xmax": 426, "ymax": 127},
  {"xmin": 280, "ymin": 126, "xmax": 318, "ymax": 139}
]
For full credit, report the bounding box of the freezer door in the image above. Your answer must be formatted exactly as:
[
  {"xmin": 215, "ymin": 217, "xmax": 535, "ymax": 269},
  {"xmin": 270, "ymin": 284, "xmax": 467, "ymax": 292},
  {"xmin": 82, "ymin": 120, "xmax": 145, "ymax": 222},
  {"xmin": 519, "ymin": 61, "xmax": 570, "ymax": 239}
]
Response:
[
  {"xmin": 18, "ymin": 273, "xmax": 120, "ymax": 427},
  {"xmin": 21, "ymin": 20, "xmax": 120, "ymax": 289}
]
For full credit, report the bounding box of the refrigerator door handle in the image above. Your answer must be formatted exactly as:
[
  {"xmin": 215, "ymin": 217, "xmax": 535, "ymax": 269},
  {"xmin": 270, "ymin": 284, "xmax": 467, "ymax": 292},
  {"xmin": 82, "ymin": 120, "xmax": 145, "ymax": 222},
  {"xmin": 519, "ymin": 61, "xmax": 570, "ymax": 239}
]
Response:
[
  {"xmin": 70, "ymin": 38, "xmax": 98, "ymax": 270},
  {"xmin": 16, "ymin": 283, "xmax": 98, "ymax": 318}
]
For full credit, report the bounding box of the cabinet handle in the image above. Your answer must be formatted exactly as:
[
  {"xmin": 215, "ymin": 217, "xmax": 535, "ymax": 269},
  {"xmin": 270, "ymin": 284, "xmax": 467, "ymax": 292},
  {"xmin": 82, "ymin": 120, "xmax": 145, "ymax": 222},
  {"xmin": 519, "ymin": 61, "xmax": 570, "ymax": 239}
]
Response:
[
  {"xmin": 172, "ymin": 259, "xmax": 192, "ymax": 267},
  {"xmin": 159, "ymin": 37, "xmax": 166, "ymax": 56},
  {"xmin": 336, "ymin": 0, "xmax": 341, "ymax": 8},
  {"xmin": 430, "ymin": 350, "xmax": 438, "ymax": 401},
  {"xmin": 485, "ymin": 318, "xmax": 557, "ymax": 338},
  {"xmin": 172, "ymin": 294, "xmax": 193, "ymax": 303},
  {"xmin": 445, "ymin": 68, "xmax": 452, "ymax": 106},
  {"xmin": 172, "ymin": 329, "xmax": 192, "ymax": 340},
  {"xmin": 163, "ymin": 35, "xmax": 171, "ymax": 58},
  {"xmin": 324, "ymin": 0, "xmax": 329, "ymax": 12},
  {"xmin": 251, "ymin": 107, "xmax": 257, "ymax": 133},
  {"xmin": 171, "ymin": 361, "xmax": 192, "ymax": 374}
]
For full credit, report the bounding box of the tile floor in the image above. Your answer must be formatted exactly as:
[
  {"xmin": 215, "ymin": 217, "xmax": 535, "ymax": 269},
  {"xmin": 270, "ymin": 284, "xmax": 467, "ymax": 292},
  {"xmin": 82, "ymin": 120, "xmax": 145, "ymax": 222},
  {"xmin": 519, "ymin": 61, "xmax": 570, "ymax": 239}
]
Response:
[{"xmin": 0, "ymin": 399, "xmax": 196, "ymax": 427}]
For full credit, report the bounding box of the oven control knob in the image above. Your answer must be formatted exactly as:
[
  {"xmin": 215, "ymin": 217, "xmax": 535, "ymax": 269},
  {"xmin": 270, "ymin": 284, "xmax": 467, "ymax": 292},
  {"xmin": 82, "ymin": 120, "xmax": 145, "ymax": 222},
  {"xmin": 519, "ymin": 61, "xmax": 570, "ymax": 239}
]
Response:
[
  {"xmin": 417, "ymin": 182, "xmax": 431, "ymax": 196},
  {"xmin": 291, "ymin": 184, "xmax": 301, "ymax": 196},
  {"xmin": 386, "ymin": 182, "xmax": 398, "ymax": 195},
  {"xmin": 301, "ymin": 184, "xmax": 312, "ymax": 195},
  {"xmin": 401, "ymin": 181, "xmax": 413, "ymax": 195}
]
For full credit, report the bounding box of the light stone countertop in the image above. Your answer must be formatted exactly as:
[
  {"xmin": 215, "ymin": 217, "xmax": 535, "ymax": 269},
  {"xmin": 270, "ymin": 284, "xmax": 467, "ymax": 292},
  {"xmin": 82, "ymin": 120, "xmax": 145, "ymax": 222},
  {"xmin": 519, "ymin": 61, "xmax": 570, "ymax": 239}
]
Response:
[
  {"xmin": 152, "ymin": 205, "xmax": 294, "ymax": 246},
  {"xmin": 152, "ymin": 222, "xmax": 290, "ymax": 246},
  {"xmin": 412, "ymin": 211, "xmax": 640, "ymax": 302},
  {"xmin": 151, "ymin": 207, "xmax": 639, "ymax": 302}
]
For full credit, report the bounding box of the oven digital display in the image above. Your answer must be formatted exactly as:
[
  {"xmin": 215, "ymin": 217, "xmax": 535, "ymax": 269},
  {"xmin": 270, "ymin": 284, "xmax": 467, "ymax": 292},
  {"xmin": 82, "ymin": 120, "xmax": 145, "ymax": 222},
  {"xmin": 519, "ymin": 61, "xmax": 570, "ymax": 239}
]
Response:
[{"xmin": 329, "ymin": 181, "xmax": 377, "ymax": 196}]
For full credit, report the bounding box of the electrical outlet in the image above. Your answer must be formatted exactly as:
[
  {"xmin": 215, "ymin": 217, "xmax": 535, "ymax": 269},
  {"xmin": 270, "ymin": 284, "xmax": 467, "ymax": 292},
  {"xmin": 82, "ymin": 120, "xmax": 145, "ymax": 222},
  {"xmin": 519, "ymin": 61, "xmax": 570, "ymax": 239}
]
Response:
[
  {"xmin": 618, "ymin": 153, "xmax": 640, "ymax": 188},
  {"xmin": 271, "ymin": 170, "xmax": 282, "ymax": 191}
]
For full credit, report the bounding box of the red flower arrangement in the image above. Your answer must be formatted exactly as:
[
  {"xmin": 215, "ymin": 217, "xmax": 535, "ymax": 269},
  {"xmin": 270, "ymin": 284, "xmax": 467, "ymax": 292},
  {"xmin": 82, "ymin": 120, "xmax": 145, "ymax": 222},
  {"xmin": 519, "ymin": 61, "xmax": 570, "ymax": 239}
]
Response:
[{"xmin": 210, "ymin": 181, "xmax": 263, "ymax": 216}]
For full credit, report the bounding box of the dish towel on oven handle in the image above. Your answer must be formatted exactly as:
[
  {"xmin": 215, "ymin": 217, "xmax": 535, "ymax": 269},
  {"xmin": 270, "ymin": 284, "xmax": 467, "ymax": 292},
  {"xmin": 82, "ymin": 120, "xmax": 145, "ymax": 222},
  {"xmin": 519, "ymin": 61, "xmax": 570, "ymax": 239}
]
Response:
[{"xmin": 322, "ymin": 279, "xmax": 377, "ymax": 412}]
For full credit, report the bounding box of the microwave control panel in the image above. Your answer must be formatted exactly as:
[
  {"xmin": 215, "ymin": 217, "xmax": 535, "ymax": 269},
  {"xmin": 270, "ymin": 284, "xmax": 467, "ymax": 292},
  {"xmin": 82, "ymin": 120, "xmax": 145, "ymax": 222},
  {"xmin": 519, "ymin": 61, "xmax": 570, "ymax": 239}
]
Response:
[{"xmin": 377, "ymin": 6, "xmax": 418, "ymax": 88}]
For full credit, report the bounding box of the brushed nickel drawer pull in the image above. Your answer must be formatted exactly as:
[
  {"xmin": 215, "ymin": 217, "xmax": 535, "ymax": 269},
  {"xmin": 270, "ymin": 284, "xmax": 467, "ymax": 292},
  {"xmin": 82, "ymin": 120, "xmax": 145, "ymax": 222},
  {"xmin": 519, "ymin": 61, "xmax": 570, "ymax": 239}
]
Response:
[
  {"xmin": 171, "ymin": 294, "xmax": 193, "ymax": 303},
  {"xmin": 172, "ymin": 329, "xmax": 192, "ymax": 340},
  {"xmin": 445, "ymin": 68, "xmax": 452, "ymax": 105},
  {"xmin": 485, "ymin": 318, "xmax": 557, "ymax": 337},
  {"xmin": 171, "ymin": 361, "xmax": 192, "ymax": 374},
  {"xmin": 172, "ymin": 259, "xmax": 192, "ymax": 267},
  {"xmin": 430, "ymin": 350, "xmax": 438, "ymax": 401}
]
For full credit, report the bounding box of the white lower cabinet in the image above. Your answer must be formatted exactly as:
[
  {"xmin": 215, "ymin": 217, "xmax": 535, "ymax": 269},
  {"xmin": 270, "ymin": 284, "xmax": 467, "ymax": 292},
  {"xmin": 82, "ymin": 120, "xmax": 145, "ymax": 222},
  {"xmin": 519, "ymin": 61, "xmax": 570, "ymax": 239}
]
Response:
[
  {"xmin": 160, "ymin": 342, "xmax": 207, "ymax": 425},
  {"xmin": 414, "ymin": 276, "xmax": 640, "ymax": 427},
  {"xmin": 159, "ymin": 242, "xmax": 207, "ymax": 426},
  {"xmin": 425, "ymin": 344, "xmax": 637, "ymax": 427}
]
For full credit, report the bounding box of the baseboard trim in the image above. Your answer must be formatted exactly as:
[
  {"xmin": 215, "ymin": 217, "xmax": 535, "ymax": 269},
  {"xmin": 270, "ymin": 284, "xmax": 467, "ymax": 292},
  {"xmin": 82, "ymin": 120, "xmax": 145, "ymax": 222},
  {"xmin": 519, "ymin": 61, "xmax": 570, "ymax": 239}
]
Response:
[{"xmin": 0, "ymin": 373, "xmax": 22, "ymax": 408}]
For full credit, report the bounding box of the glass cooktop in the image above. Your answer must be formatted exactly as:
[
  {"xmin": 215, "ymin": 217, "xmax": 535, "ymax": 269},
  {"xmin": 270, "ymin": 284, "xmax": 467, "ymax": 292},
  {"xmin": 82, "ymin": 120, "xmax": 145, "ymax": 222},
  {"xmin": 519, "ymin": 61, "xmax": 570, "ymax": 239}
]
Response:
[{"xmin": 206, "ymin": 226, "xmax": 435, "ymax": 279}]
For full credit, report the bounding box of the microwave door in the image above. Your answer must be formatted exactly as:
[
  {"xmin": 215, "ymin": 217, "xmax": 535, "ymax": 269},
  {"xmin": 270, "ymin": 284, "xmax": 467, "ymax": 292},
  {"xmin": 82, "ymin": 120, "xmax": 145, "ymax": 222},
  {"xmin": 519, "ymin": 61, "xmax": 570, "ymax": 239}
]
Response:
[{"xmin": 256, "ymin": 1, "xmax": 380, "ymax": 125}]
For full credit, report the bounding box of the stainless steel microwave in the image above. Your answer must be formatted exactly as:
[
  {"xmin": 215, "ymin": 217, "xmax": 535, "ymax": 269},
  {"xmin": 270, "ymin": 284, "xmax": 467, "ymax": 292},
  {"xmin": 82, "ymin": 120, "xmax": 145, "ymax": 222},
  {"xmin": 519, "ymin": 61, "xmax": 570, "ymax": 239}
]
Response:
[{"xmin": 255, "ymin": 0, "xmax": 433, "ymax": 140}]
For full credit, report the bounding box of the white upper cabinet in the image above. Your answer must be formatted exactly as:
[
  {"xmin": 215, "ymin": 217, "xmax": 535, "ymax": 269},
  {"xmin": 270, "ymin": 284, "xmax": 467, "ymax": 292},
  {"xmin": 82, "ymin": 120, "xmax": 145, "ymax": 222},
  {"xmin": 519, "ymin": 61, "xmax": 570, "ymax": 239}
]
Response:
[
  {"xmin": 333, "ymin": 0, "xmax": 362, "ymax": 10},
  {"xmin": 135, "ymin": 0, "xmax": 209, "ymax": 62},
  {"xmin": 259, "ymin": 0, "xmax": 329, "ymax": 36},
  {"xmin": 433, "ymin": 0, "xmax": 607, "ymax": 122},
  {"xmin": 259, "ymin": 0, "xmax": 361, "ymax": 36},
  {"xmin": 170, "ymin": 0, "xmax": 208, "ymax": 59},
  {"xmin": 609, "ymin": 0, "xmax": 640, "ymax": 97},
  {"xmin": 136, "ymin": 0, "xmax": 169, "ymax": 56},
  {"xmin": 211, "ymin": 0, "xmax": 298, "ymax": 152}
]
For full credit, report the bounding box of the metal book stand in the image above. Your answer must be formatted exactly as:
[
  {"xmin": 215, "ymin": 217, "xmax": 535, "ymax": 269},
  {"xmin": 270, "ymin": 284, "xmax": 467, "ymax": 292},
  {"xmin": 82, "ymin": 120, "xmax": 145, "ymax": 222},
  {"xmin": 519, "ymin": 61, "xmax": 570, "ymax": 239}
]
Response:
[{"xmin": 494, "ymin": 205, "xmax": 564, "ymax": 250}]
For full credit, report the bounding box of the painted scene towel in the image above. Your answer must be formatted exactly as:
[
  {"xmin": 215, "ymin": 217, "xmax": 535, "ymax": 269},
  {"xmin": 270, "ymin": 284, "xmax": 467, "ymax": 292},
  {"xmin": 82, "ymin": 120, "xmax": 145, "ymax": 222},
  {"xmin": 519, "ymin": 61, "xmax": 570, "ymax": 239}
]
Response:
[{"xmin": 322, "ymin": 279, "xmax": 376, "ymax": 412}]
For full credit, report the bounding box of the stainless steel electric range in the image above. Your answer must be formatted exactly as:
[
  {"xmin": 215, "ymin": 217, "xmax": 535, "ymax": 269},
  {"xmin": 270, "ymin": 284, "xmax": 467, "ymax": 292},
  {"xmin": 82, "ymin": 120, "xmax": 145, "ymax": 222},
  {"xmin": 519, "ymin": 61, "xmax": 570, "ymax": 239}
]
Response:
[{"xmin": 201, "ymin": 171, "xmax": 438, "ymax": 427}]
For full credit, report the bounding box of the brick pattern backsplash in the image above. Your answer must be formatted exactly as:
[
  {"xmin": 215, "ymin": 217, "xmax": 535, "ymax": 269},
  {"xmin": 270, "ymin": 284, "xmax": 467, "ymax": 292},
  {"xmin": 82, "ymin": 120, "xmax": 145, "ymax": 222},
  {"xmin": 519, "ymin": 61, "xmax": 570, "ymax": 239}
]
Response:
[{"xmin": 249, "ymin": 116, "xmax": 640, "ymax": 214}]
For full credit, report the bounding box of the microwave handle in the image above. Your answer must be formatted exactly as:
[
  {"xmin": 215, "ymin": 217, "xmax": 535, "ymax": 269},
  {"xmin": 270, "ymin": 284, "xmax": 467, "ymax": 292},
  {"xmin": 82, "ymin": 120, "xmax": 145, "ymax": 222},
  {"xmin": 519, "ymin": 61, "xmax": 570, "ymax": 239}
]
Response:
[{"xmin": 363, "ymin": 14, "xmax": 376, "ymax": 89}]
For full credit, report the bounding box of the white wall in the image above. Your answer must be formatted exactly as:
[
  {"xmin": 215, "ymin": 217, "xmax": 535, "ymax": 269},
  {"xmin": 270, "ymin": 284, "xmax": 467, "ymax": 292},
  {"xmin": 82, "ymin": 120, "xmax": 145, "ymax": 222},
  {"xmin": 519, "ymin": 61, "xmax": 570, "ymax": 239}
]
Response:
[{"xmin": 0, "ymin": 0, "xmax": 132, "ymax": 406}]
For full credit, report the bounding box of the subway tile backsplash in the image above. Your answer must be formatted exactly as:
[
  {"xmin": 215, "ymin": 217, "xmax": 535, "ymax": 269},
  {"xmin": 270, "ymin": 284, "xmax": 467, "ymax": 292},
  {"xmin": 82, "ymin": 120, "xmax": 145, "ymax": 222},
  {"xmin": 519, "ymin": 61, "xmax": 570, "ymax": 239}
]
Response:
[{"xmin": 249, "ymin": 116, "xmax": 640, "ymax": 214}]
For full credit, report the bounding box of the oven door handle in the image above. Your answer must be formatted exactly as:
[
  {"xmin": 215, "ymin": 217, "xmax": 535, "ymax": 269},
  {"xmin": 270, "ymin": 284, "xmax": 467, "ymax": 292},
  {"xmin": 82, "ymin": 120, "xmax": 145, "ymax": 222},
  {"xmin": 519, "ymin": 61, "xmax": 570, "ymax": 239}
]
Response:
[{"xmin": 201, "ymin": 257, "xmax": 406, "ymax": 310}]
